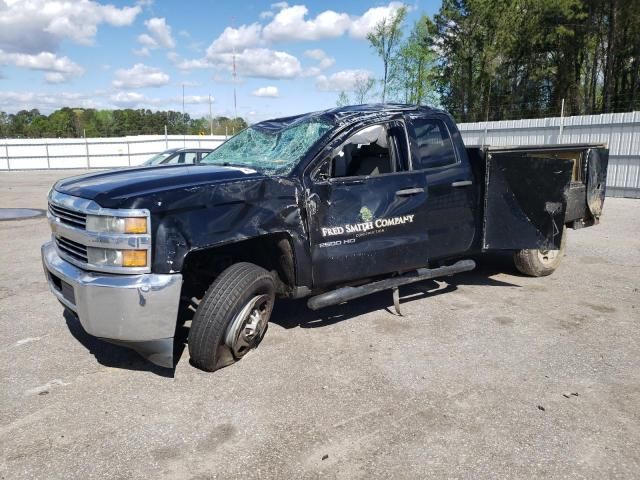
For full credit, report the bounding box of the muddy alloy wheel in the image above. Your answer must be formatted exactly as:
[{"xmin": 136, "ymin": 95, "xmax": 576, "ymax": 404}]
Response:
[{"xmin": 188, "ymin": 262, "xmax": 275, "ymax": 372}]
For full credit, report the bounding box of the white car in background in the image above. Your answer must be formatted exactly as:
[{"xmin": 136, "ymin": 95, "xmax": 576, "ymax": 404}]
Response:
[{"xmin": 143, "ymin": 148, "xmax": 214, "ymax": 166}]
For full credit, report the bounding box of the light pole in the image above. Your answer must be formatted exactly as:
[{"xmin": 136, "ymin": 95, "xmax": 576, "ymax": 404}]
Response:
[{"xmin": 182, "ymin": 84, "xmax": 186, "ymax": 147}]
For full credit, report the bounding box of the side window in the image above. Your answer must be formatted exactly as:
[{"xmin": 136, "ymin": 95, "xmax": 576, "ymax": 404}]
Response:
[
  {"xmin": 183, "ymin": 152, "xmax": 198, "ymax": 164},
  {"xmin": 412, "ymin": 118, "xmax": 457, "ymax": 169},
  {"xmin": 164, "ymin": 153, "xmax": 182, "ymax": 165},
  {"xmin": 318, "ymin": 123, "xmax": 408, "ymax": 181}
]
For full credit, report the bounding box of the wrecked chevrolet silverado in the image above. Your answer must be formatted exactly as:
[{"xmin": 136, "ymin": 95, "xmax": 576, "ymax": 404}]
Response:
[{"xmin": 41, "ymin": 105, "xmax": 608, "ymax": 371}]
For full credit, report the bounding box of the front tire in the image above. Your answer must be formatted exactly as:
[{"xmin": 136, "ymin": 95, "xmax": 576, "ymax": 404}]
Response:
[
  {"xmin": 188, "ymin": 262, "xmax": 275, "ymax": 372},
  {"xmin": 513, "ymin": 227, "xmax": 567, "ymax": 277}
]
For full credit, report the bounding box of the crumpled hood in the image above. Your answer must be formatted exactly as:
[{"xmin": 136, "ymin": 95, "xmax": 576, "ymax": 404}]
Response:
[{"xmin": 54, "ymin": 164, "xmax": 262, "ymax": 207}]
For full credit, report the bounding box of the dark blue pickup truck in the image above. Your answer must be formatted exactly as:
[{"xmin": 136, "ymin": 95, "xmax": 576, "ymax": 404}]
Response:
[{"xmin": 42, "ymin": 104, "xmax": 608, "ymax": 371}]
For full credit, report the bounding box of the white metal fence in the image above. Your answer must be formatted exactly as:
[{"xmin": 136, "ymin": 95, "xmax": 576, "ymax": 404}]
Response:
[
  {"xmin": 458, "ymin": 111, "xmax": 640, "ymax": 198},
  {"xmin": 2, "ymin": 112, "xmax": 639, "ymax": 198},
  {"xmin": 0, "ymin": 135, "xmax": 226, "ymax": 170}
]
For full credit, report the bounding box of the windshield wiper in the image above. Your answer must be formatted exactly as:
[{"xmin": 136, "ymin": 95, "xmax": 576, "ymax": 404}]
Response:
[{"xmin": 199, "ymin": 160, "xmax": 260, "ymax": 171}]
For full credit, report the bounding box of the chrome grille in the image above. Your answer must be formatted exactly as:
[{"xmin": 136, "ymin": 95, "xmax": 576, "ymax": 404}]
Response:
[
  {"xmin": 55, "ymin": 235, "xmax": 88, "ymax": 263},
  {"xmin": 49, "ymin": 203, "xmax": 87, "ymax": 229},
  {"xmin": 48, "ymin": 190, "xmax": 152, "ymax": 274}
]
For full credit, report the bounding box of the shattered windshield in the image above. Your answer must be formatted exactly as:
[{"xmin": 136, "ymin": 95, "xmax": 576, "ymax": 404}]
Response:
[{"xmin": 200, "ymin": 119, "xmax": 333, "ymax": 175}]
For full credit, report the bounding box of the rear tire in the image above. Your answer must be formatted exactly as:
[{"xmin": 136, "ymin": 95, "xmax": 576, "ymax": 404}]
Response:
[
  {"xmin": 188, "ymin": 262, "xmax": 275, "ymax": 372},
  {"xmin": 513, "ymin": 226, "xmax": 567, "ymax": 277}
]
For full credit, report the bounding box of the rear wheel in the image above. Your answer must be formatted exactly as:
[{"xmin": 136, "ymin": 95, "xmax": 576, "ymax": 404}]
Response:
[
  {"xmin": 188, "ymin": 262, "xmax": 275, "ymax": 372},
  {"xmin": 513, "ymin": 227, "xmax": 567, "ymax": 277}
]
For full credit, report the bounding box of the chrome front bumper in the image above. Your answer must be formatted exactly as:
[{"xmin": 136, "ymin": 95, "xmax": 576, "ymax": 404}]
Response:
[{"xmin": 41, "ymin": 241, "xmax": 182, "ymax": 368}]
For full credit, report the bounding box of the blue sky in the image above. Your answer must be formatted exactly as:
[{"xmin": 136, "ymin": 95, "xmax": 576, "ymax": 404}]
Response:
[{"xmin": 0, "ymin": 0, "xmax": 441, "ymax": 122}]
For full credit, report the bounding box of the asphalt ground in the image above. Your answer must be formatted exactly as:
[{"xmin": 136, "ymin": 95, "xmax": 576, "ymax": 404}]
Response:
[{"xmin": 1, "ymin": 170, "xmax": 639, "ymax": 479}]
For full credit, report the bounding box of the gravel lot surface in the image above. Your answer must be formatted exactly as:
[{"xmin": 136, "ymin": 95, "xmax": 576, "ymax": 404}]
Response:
[{"xmin": 1, "ymin": 170, "xmax": 639, "ymax": 479}]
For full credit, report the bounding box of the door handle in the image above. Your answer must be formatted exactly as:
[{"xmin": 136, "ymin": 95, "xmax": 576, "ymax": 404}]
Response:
[
  {"xmin": 451, "ymin": 180, "xmax": 473, "ymax": 187},
  {"xmin": 395, "ymin": 187, "xmax": 425, "ymax": 196}
]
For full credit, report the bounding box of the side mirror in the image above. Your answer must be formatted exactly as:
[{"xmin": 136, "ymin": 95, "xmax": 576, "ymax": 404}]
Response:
[{"xmin": 316, "ymin": 170, "xmax": 331, "ymax": 183}]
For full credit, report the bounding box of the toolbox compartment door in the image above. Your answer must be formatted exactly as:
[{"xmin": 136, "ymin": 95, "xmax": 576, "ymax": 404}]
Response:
[{"xmin": 482, "ymin": 152, "xmax": 574, "ymax": 251}]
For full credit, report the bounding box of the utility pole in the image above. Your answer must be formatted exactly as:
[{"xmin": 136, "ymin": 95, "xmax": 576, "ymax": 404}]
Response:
[
  {"xmin": 231, "ymin": 16, "xmax": 238, "ymax": 120},
  {"xmin": 559, "ymin": 97, "xmax": 565, "ymax": 143},
  {"xmin": 209, "ymin": 94, "xmax": 213, "ymax": 136},
  {"xmin": 182, "ymin": 83, "xmax": 186, "ymax": 147},
  {"xmin": 232, "ymin": 54, "xmax": 238, "ymax": 120}
]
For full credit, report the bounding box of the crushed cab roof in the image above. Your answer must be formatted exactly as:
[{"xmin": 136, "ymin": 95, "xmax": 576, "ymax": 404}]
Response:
[{"xmin": 253, "ymin": 104, "xmax": 446, "ymax": 133}]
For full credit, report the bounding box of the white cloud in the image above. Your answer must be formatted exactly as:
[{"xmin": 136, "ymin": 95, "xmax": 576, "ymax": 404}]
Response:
[
  {"xmin": 206, "ymin": 23, "xmax": 263, "ymax": 54},
  {"xmin": 112, "ymin": 64, "xmax": 170, "ymax": 88},
  {"xmin": 0, "ymin": 0, "xmax": 141, "ymax": 54},
  {"xmin": 137, "ymin": 34, "xmax": 157, "ymax": 48},
  {"xmin": 252, "ymin": 86, "xmax": 279, "ymax": 98},
  {"xmin": 145, "ymin": 17, "xmax": 175, "ymax": 49},
  {"xmin": 109, "ymin": 91, "xmax": 211, "ymax": 109},
  {"xmin": 178, "ymin": 3, "xmax": 406, "ymax": 81},
  {"xmin": 304, "ymin": 48, "xmax": 336, "ymax": 70},
  {"xmin": 136, "ymin": 17, "xmax": 175, "ymax": 51},
  {"xmin": 304, "ymin": 49, "xmax": 326, "ymax": 61},
  {"xmin": 207, "ymin": 48, "xmax": 301, "ymax": 79},
  {"xmin": 0, "ymin": 90, "xmax": 99, "ymax": 112},
  {"xmin": 302, "ymin": 48, "xmax": 335, "ymax": 76},
  {"xmin": 109, "ymin": 91, "xmax": 150, "ymax": 106},
  {"xmin": 169, "ymin": 52, "xmax": 210, "ymax": 71},
  {"xmin": 44, "ymin": 72, "xmax": 66, "ymax": 84},
  {"xmin": 349, "ymin": 2, "xmax": 406, "ymax": 39},
  {"xmin": 133, "ymin": 47, "xmax": 150, "ymax": 57},
  {"xmin": 316, "ymin": 70, "xmax": 374, "ymax": 92},
  {"xmin": 0, "ymin": 49, "xmax": 84, "ymax": 82},
  {"xmin": 262, "ymin": 5, "xmax": 351, "ymax": 42},
  {"xmin": 182, "ymin": 95, "xmax": 211, "ymax": 104},
  {"xmin": 203, "ymin": 2, "xmax": 406, "ymax": 58}
]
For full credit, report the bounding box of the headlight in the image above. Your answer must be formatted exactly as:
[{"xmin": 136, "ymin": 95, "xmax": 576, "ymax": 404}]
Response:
[
  {"xmin": 87, "ymin": 247, "xmax": 148, "ymax": 267},
  {"xmin": 86, "ymin": 215, "xmax": 148, "ymax": 234}
]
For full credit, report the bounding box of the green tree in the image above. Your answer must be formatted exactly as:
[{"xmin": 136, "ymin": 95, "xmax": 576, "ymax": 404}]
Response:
[
  {"xmin": 428, "ymin": 0, "xmax": 640, "ymax": 120},
  {"xmin": 391, "ymin": 15, "xmax": 436, "ymax": 104},
  {"xmin": 367, "ymin": 5, "xmax": 408, "ymax": 102},
  {"xmin": 48, "ymin": 108, "xmax": 77, "ymax": 137},
  {"xmin": 336, "ymin": 91, "xmax": 350, "ymax": 107},
  {"xmin": 335, "ymin": 77, "xmax": 376, "ymax": 106},
  {"xmin": 0, "ymin": 111, "xmax": 9, "ymax": 137}
]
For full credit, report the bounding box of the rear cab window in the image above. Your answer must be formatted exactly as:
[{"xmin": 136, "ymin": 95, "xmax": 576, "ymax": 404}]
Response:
[{"xmin": 410, "ymin": 117, "xmax": 458, "ymax": 169}]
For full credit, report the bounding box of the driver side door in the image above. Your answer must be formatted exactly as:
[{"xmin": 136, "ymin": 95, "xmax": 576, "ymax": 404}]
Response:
[{"xmin": 305, "ymin": 121, "xmax": 431, "ymax": 287}]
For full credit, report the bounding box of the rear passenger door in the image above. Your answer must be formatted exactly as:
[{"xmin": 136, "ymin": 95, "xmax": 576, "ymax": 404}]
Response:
[{"xmin": 406, "ymin": 114, "xmax": 476, "ymax": 260}]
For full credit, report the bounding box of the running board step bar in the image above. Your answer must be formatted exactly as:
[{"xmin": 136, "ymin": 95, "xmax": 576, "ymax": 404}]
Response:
[{"xmin": 307, "ymin": 259, "xmax": 476, "ymax": 310}]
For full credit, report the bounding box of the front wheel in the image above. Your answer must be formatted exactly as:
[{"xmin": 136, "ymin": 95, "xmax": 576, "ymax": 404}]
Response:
[
  {"xmin": 513, "ymin": 227, "xmax": 567, "ymax": 277},
  {"xmin": 188, "ymin": 262, "xmax": 275, "ymax": 372}
]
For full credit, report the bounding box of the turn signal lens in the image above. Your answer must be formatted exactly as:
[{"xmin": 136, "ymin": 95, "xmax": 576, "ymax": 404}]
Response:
[
  {"xmin": 124, "ymin": 217, "xmax": 148, "ymax": 234},
  {"xmin": 122, "ymin": 250, "xmax": 147, "ymax": 267}
]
